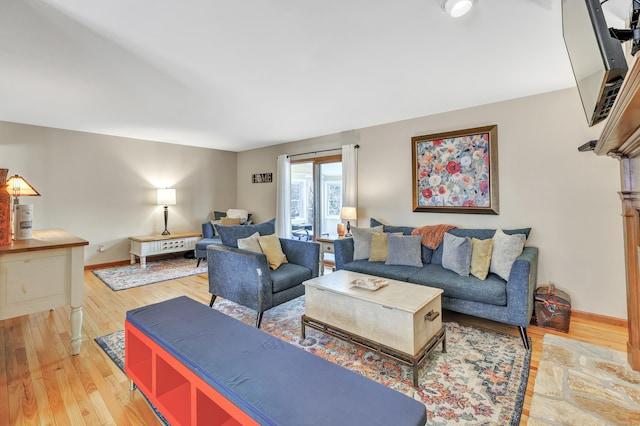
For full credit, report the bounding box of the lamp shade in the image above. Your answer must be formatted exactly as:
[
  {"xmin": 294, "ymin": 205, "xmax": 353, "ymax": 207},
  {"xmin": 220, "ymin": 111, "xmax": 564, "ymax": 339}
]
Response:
[
  {"xmin": 6, "ymin": 175, "xmax": 40, "ymax": 198},
  {"xmin": 340, "ymin": 206, "xmax": 357, "ymax": 221},
  {"xmin": 157, "ymin": 188, "xmax": 176, "ymax": 206}
]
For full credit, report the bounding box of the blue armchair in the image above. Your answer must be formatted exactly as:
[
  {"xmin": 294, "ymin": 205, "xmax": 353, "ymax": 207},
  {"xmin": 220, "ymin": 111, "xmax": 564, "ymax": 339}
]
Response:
[{"xmin": 207, "ymin": 238, "xmax": 320, "ymax": 327}]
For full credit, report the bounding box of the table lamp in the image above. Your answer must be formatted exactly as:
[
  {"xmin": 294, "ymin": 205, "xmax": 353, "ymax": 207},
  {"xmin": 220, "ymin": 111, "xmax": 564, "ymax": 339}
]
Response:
[
  {"xmin": 7, "ymin": 174, "xmax": 41, "ymax": 240},
  {"xmin": 157, "ymin": 188, "xmax": 176, "ymax": 235},
  {"xmin": 340, "ymin": 206, "xmax": 357, "ymax": 237}
]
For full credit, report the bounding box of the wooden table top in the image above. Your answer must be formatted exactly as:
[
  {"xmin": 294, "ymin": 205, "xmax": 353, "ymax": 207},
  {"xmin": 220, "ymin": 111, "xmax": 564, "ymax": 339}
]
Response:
[
  {"xmin": 0, "ymin": 229, "xmax": 89, "ymax": 255},
  {"xmin": 128, "ymin": 232, "xmax": 201, "ymax": 243}
]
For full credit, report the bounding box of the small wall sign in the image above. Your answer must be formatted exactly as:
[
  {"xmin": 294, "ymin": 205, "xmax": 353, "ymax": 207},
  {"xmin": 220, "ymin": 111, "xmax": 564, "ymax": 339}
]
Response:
[{"xmin": 252, "ymin": 172, "xmax": 273, "ymax": 184}]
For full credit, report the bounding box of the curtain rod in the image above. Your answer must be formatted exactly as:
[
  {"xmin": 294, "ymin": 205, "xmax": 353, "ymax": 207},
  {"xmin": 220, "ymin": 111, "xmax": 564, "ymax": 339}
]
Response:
[{"xmin": 287, "ymin": 144, "xmax": 359, "ymax": 158}]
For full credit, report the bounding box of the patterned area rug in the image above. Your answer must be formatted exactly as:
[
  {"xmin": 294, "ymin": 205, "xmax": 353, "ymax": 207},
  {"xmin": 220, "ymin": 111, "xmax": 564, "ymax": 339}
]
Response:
[
  {"xmin": 97, "ymin": 296, "xmax": 530, "ymax": 425},
  {"xmin": 93, "ymin": 257, "xmax": 206, "ymax": 291},
  {"xmin": 529, "ymin": 334, "xmax": 640, "ymax": 425}
]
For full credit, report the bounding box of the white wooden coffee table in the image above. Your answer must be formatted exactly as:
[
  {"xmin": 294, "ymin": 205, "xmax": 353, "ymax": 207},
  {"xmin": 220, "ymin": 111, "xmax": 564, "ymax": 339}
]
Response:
[{"xmin": 302, "ymin": 270, "xmax": 445, "ymax": 387}]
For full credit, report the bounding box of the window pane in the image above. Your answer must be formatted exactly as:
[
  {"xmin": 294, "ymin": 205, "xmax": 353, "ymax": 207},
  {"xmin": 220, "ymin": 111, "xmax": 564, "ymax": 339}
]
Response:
[{"xmin": 317, "ymin": 162, "xmax": 342, "ymax": 238}]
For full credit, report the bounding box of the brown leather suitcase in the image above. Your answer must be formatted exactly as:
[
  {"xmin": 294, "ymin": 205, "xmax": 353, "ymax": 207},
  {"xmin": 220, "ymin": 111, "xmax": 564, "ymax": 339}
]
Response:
[{"xmin": 533, "ymin": 284, "xmax": 571, "ymax": 333}]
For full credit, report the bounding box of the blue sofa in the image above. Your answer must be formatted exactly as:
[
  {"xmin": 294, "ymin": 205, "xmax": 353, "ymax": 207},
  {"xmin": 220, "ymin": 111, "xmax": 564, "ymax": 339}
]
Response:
[
  {"xmin": 333, "ymin": 223, "xmax": 538, "ymax": 348},
  {"xmin": 195, "ymin": 221, "xmax": 222, "ymax": 266}
]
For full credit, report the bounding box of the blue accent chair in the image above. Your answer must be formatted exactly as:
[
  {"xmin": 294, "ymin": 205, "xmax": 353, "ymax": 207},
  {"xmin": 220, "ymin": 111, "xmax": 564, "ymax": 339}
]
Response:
[{"xmin": 207, "ymin": 238, "xmax": 320, "ymax": 328}]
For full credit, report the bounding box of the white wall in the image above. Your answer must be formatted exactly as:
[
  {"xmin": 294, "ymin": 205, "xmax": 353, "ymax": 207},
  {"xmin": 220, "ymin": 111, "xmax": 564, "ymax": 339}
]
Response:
[
  {"xmin": 237, "ymin": 88, "xmax": 627, "ymax": 319},
  {"xmin": 0, "ymin": 121, "xmax": 237, "ymax": 265}
]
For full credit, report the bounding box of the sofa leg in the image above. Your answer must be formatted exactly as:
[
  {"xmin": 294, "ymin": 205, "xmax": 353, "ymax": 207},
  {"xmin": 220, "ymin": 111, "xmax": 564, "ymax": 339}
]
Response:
[
  {"xmin": 518, "ymin": 326, "xmax": 530, "ymax": 350},
  {"xmin": 197, "ymin": 258, "xmax": 202, "ymax": 267},
  {"xmin": 256, "ymin": 312, "xmax": 264, "ymax": 328},
  {"xmin": 209, "ymin": 295, "xmax": 217, "ymax": 307}
]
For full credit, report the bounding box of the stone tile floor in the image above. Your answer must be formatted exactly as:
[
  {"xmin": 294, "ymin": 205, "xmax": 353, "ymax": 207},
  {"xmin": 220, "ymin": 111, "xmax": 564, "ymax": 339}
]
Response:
[{"xmin": 529, "ymin": 334, "xmax": 640, "ymax": 425}]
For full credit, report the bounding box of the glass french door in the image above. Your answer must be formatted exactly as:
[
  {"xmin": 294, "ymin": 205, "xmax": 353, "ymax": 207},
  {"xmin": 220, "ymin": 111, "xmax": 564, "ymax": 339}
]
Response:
[{"xmin": 290, "ymin": 155, "xmax": 342, "ymax": 240}]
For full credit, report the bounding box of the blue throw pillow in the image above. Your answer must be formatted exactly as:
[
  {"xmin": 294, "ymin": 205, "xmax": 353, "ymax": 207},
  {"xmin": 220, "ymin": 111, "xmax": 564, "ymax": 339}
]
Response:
[
  {"xmin": 215, "ymin": 218, "xmax": 276, "ymax": 248},
  {"xmin": 370, "ymin": 218, "xmax": 415, "ymax": 235},
  {"xmin": 441, "ymin": 233, "xmax": 472, "ymax": 277},
  {"xmin": 385, "ymin": 234, "xmax": 423, "ymax": 267}
]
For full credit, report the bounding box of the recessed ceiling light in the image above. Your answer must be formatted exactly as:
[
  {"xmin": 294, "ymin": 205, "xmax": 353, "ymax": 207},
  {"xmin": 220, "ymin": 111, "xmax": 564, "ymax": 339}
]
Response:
[{"xmin": 442, "ymin": 0, "xmax": 476, "ymax": 18}]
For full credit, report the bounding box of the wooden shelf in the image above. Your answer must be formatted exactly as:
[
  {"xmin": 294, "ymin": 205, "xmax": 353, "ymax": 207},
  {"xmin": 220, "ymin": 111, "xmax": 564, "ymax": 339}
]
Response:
[{"xmin": 124, "ymin": 321, "xmax": 258, "ymax": 426}]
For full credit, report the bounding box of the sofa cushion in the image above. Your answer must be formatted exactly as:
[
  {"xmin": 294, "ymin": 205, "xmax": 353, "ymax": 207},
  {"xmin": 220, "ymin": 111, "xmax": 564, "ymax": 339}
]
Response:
[
  {"xmin": 470, "ymin": 237, "xmax": 493, "ymax": 280},
  {"xmin": 237, "ymin": 232, "xmax": 263, "ymax": 253},
  {"xmin": 369, "ymin": 232, "xmax": 403, "ymax": 262},
  {"xmin": 352, "ymin": 226, "xmax": 383, "ymax": 260},
  {"xmin": 259, "ymin": 234, "xmax": 288, "ymax": 269},
  {"xmin": 490, "ymin": 229, "xmax": 526, "ymax": 281},
  {"xmin": 215, "ymin": 218, "xmax": 276, "ymax": 248},
  {"xmin": 385, "ymin": 234, "xmax": 423, "ymax": 267},
  {"xmin": 341, "ymin": 260, "xmax": 421, "ymax": 282},
  {"xmin": 432, "ymin": 228, "xmax": 531, "ymax": 265},
  {"xmin": 270, "ymin": 262, "xmax": 313, "ymax": 293},
  {"xmin": 409, "ymin": 264, "xmax": 507, "ymax": 306},
  {"xmin": 370, "ymin": 218, "xmax": 415, "ymax": 235},
  {"xmin": 441, "ymin": 233, "xmax": 472, "ymax": 277}
]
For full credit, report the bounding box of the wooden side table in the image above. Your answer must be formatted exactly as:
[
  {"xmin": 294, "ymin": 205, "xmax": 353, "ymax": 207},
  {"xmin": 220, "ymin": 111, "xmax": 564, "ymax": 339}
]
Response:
[
  {"xmin": 129, "ymin": 232, "xmax": 201, "ymax": 268},
  {"xmin": 317, "ymin": 236, "xmax": 341, "ymax": 274}
]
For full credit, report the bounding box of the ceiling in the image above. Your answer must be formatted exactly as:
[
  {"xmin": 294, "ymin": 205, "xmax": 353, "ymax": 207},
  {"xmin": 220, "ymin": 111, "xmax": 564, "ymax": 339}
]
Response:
[{"xmin": 0, "ymin": 0, "xmax": 632, "ymax": 152}]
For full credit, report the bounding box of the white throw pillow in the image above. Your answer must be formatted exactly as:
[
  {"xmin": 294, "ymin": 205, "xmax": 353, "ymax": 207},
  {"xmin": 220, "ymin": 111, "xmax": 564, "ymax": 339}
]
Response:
[
  {"xmin": 226, "ymin": 208, "xmax": 249, "ymax": 222},
  {"xmin": 489, "ymin": 229, "xmax": 526, "ymax": 281},
  {"xmin": 237, "ymin": 232, "xmax": 263, "ymax": 253}
]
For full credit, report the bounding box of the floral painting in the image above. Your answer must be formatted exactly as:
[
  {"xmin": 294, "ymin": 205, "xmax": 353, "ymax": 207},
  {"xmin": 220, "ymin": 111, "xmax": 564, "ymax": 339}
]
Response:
[{"xmin": 412, "ymin": 125, "xmax": 499, "ymax": 214}]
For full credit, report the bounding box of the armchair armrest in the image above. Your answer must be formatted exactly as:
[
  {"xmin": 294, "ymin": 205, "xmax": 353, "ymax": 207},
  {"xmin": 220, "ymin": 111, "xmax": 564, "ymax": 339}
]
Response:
[
  {"xmin": 280, "ymin": 239, "xmax": 320, "ymax": 278},
  {"xmin": 207, "ymin": 245, "xmax": 273, "ymax": 312},
  {"xmin": 202, "ymin": 222, "xmax": 215, "ymax": 238},
  {"xmin": 506, "ymin": 246, "xmax": 539, "ymax": 328}
]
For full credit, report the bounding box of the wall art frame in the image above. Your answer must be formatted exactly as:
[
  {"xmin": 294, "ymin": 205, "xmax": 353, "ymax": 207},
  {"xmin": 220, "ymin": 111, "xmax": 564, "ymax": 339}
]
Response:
[{"xmin": 411, "ymin": 125, "xmax": 499, "ymax": 215}]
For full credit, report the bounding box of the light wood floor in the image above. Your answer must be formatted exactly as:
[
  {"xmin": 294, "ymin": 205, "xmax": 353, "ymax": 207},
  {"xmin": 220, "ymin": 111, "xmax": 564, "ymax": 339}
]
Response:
[{"xmin": 0, "ymin": 266, "xmax": 630, "ymax": 425}]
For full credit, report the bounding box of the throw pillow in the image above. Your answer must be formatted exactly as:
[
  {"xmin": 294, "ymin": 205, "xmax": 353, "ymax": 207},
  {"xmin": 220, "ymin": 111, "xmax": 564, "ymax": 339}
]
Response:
[
  {"xmin": 221, "ymin": 217, "xmax": 241, "ymax": 225},
  {"xmin": 369, "ymin": 232, "xmax": 403, "ymax": 262},
  {"xmin": 490, "ymin": 229, "xmax": 526, "ymax": 281},
  {"xmin": 215, "ymin": 218, "xmax": 276, "ymax": 248},
  {"xmin": 226, "ymin": 208, "xmax": 249, "ymax": 222},
  {"xmin": 442, "ymin": 233, "xmax": 472, "ymax": 277},
  {"xmin": 258, "ymin": 234, "xmax": 288, "ymax": 269},
  {"xmin": 237, "ymin": 232, "xmax": 263, "ymax": 253},
  {"xmin": 209, "ymin": 220, "xmax": 222, "ymax": 236},
  {"xmin": 385, "ymin": 234, "xmax": 423, "ymax": 267},
  {"xmin": 213, "ymin": 210, "xmax": 227, "ymax": 221},
  {"xmin": 351, "ymin": 226, "xmax": 383, "ymax": 260},
  {"xmin": 470, "ymin": 238, "xmax": 493, "ymax": 280}
]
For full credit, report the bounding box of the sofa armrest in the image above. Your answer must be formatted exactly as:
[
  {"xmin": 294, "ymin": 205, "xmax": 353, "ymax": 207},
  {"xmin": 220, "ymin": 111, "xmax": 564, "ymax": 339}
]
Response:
[
  {"xmin": 280, "ymin": 239, "xmax": 320, "ymax": 278},
  {"xmin": 334, "ymin": 237, "xmax": 354, "ymax": 270},
  {"xmin": 202, "ymin": 222, "xmax": 215, "ymax": 239},
  {"xmin": 506, "ymin": 246, "xmax": 539, "ymax": 328},
  {"xmin": 207, "ymin": 245, "xmax": 273, "ymax": 311}
]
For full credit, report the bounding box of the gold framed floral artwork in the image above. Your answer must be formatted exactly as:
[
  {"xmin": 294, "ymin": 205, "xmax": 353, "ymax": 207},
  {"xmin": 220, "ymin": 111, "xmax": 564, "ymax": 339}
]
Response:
[{"xmin": 411, "ymin": 125, "xmax": 499, "ymax": 215}]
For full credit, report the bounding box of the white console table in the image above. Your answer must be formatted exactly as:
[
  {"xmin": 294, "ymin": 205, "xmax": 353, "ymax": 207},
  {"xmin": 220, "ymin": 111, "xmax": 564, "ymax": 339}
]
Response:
[
  {"xmin": 129, "ymin": 232, "xmax": 201, "ymax": 268},
  {"xmin": 0, "ymin": 229, "xmax": 88, "ymax": 355}
]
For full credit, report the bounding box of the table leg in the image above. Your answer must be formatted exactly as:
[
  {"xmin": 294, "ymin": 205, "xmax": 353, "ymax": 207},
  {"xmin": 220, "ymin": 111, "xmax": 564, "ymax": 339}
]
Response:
[
  {"xmin": 140, "ymin": 256, "xmax": 147, "ymax": 268},
  {"xmin": 70, "ymin": 305, "xmax": 83, "ymax": 355},
  {"xmin": 301, "ymin": 316, "xmax": 306, "ymax": 339},
  {"xmin": 130, "ymin": 253, "xmax": 135, "ymax": 265}
]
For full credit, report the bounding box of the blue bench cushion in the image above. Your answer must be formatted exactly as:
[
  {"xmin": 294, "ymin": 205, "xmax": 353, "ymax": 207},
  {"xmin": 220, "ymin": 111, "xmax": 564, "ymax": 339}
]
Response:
[{"xmin": 126, "ymin": 296, "xmax": 427, "ymax": 426}]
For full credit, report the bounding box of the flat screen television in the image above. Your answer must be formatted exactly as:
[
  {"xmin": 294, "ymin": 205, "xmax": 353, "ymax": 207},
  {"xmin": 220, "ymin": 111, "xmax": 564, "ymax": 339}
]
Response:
[{"xmin": 562, "ymin": 0, "xmax": 629, "ymax": 126}]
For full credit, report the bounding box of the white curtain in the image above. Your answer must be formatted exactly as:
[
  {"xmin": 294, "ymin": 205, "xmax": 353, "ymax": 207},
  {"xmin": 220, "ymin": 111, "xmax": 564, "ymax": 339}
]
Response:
[
  {"xmin": 342, "ymin": 144, "xmax": 358, "ymax": 209},
  {"xmin": 276, "ymin": 154, "xmax": 291, "ymax": 238}
]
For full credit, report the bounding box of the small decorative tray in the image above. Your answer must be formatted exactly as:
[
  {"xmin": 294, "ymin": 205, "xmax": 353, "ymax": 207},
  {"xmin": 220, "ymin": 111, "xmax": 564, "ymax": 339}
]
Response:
[{"xmin": 350, "ymin": 278, "xmax": 388, "ymax": 291}]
